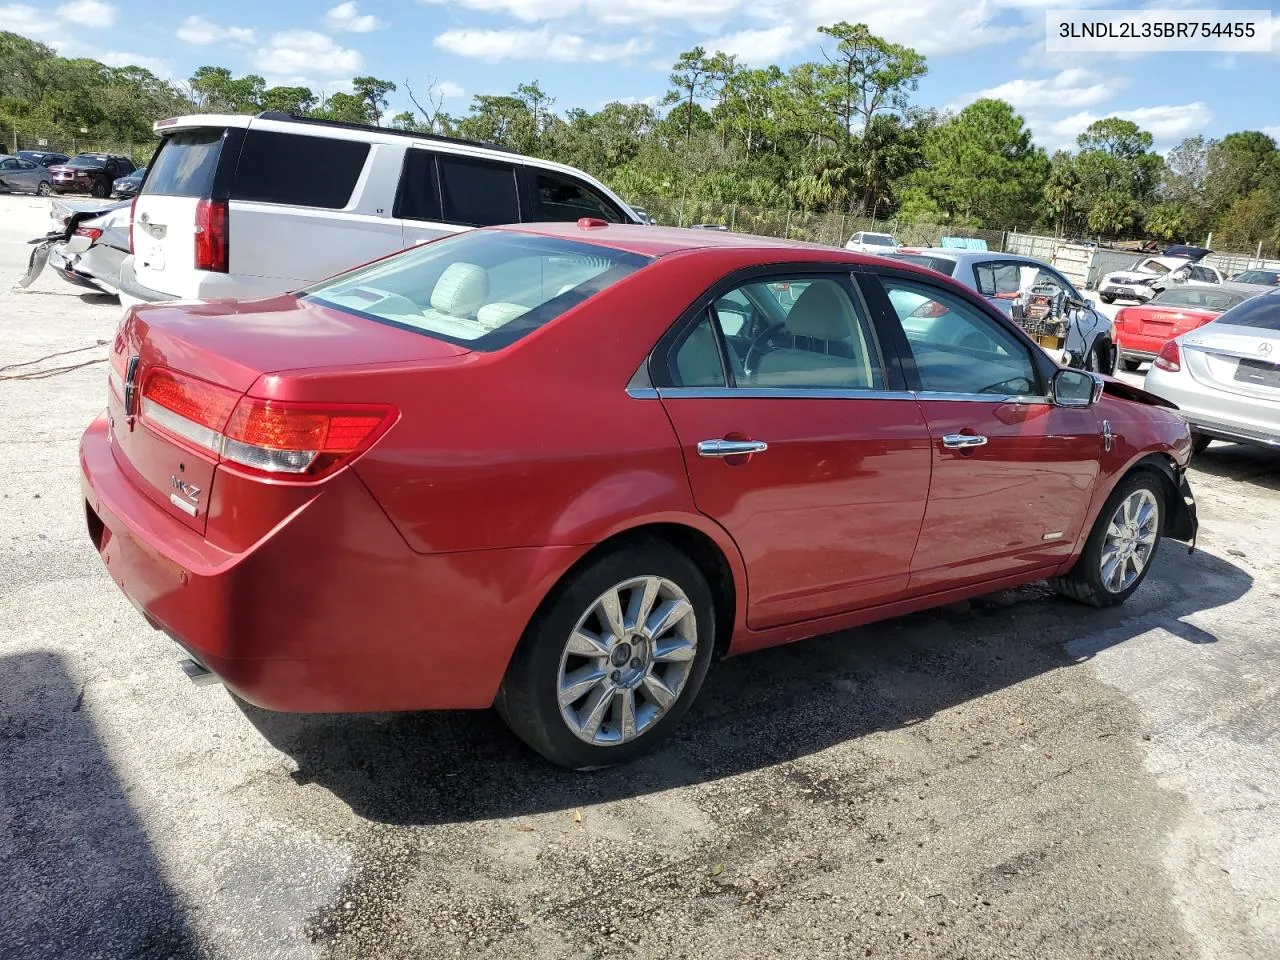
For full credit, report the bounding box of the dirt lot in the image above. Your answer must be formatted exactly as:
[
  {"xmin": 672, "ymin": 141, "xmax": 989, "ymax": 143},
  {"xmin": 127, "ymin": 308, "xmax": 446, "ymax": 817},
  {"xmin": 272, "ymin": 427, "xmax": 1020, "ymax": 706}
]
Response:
[{"xmin": 2, "ymin": 193, "xmax": 1278, "ymax": 960}]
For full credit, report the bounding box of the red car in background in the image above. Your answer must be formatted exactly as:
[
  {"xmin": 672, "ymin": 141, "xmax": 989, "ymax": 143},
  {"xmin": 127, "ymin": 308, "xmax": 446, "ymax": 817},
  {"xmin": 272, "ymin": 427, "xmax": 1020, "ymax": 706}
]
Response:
[
  {"xmin": 80, "ymin": 223, "xmax": 1198, "ymax": 768},
  {"xmin": 1115, "ymin": 286, "xmax": 1251, "ymax": 371}
]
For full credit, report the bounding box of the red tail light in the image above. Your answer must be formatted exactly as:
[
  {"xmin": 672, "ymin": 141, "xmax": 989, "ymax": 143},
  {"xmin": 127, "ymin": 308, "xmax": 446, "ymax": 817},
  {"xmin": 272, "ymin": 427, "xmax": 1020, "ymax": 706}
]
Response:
[
  {"xmin": 910, "ymin": 299, "xmax": 950, "ymax": 318},
  {"xmin": 1114, "ymin": 308, "xmax": 1129, "ymax": 328},
  {"xmin": 128, "ymin": 195, "xmax": 138, "ymax": 254},
  {"xmin": 1154, "ymin": 339, "xmax": 1182, "ymax": 372},
  {"xmin": 194, "ymin": 198, "xmax": 229, "ymax": 273},
  {"xmin": 74, "ymin": 226, "xmax": 103, "ymax": 242},
  {"xmin": 140, "ymin": 368, "xmax": 395, "ymax": 479}
]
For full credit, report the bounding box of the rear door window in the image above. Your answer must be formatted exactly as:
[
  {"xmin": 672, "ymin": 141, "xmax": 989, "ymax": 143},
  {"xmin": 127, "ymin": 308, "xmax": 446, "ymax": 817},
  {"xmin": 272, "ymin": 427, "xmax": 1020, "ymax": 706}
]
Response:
[
  {"xmin": 393, "ymin": 149, "xmax": 443, "ymax": 221},
  {"xmin": 531, "ymin": 169, "xmax": 623, "ymax": 222},
  {"xmin": 437, "ymin": 155, "xmax": 520, "ymax": 226},
  {"xmin": 231, "ymin": 131, "xmax": 369, "ymax": 209},
  {"xmin": 142, "ymin": 130, "xmax": 226, "ymax": 198},
  {"xmin": 1218, "ymin": 294, "xmax": 1280, "ymax": 331}
]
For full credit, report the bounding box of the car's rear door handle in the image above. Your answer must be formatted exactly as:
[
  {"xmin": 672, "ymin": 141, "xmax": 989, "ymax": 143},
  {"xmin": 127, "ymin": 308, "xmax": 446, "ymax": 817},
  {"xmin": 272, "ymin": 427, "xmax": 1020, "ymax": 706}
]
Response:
[
  {"xmin": 941, "ymin": 434, "xmax": 988, "ymax": 449},
  {"xmin": 698, "ymin": 439, "xmax": 768, "ymax": 458}
]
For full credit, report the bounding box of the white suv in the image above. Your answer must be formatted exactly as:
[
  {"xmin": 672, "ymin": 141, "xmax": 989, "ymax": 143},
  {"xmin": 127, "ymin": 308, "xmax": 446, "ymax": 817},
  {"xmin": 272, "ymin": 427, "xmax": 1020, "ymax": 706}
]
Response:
[{"xmin": 120, "ymin": 112, "xmax": 640, "ymax": 306}]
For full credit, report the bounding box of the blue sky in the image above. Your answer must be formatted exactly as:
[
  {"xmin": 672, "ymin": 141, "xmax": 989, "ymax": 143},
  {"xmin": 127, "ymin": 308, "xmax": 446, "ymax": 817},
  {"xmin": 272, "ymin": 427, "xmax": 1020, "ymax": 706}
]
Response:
[{"xmin": 3, "ymin": 0, "xmax": 1278, "ymax": 151}]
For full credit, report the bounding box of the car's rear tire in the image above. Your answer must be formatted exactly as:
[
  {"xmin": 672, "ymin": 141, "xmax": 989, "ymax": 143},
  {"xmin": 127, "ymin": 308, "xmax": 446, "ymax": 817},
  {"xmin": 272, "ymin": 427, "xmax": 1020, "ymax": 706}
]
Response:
[
  {"xmin": 1051, "ymin": 471, "xmax": 1164, "ymax": 608},
  {"xmin": 1085, "ymin": 340, "xmax": 1111, "ymax": 373},
  {"xmin": 496, "ymin": 540, "xmax": 717, "ymax": 769},
  {"xmin": 1190, "ymin": 432, "xmax": 1212, "ymax": 457},
  {"xmin": 36, "ymin": 181, "xmax": 51, "ymax": 197},
  {"xmin": 1099, "ymin": 293, "xmax": 1115, "ymax": 304},
  {"xmin": 1120, "ymin": 357, "xmax": 1144, "ymax": 372}
]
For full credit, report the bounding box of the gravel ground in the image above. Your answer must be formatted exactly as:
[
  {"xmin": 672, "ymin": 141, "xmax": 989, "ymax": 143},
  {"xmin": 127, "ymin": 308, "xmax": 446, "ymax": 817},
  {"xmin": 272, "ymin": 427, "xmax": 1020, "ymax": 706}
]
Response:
[{"xmin": 2, "ymin": 194, "xmax": 1278, "ymax": 960}]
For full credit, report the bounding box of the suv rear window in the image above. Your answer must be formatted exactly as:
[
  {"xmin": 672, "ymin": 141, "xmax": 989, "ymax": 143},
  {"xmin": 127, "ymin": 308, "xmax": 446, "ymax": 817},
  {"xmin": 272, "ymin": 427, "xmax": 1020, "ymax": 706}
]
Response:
[
  {"xmin": 143, "ymin": 130, "xmax": 225, "ymax": 198},
  {"xmin": 231, "ymin": 131, "xmax": 369, "ymax": 209},
  {"xmin": 304, "ymin": 230, "xmax": 648, "ymax": 351},
  {"xmin": 438, "ymin": 156, "xmax": 520, "ymax": 226}
]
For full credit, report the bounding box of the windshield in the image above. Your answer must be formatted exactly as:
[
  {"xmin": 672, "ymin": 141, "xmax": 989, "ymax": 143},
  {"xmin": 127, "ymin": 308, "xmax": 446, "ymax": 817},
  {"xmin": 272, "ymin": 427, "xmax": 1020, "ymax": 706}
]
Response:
[
  {"xmin": 67, "ymin": 156, "xmax": 106, "ymax": 168},
  {"xmin": 859, "ymin": 233, "xmax": 895, "ymax": 246},
  {"xmin": 1150, "ymin": 288, "xmax": 1245, "ymax": 311},
  {"xmin": 1235, "ymin": 270, "xmax": 1279, "ymax": 285},
  {"xmin": 305, "ymin": 230, "xmax": 650, "ymax": 351}
]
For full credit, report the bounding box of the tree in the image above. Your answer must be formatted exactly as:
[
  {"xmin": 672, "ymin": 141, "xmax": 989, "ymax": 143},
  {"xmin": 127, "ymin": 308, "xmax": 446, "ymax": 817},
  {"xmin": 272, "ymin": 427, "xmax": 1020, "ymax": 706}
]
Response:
[
  {"xmin": 260, "ymin": 86, "xmax": 317, "ymax": 116},
  {"xmin": 1205, "ymin": 131, "xmax": 1280, "ymax": 217},
  {"xmin": 663, "ymin": 46, "xmax": 713, "ymax": 146},
  {"xmin": 1214, "ymin": 187, "xmax": 1280, "ymax": 257},
  {"xmin": 1044, "ymin": 153, "xmax": 1082, "ymax": 236},
  {"xmin": 189, "ymin": 66, "xmax": 263, "ymax": 113},
  {"xmin": 455, "ymin": 94, "xmax": 536, "ymax": 152},
  {"xmin": 351, "ymin": 75, "xmax": 396, "ymax": 126},
  {"xmin": 1073, "ymin": 118, "xmax": 1162, "ymax": 237},
  {"xmin": 313, "ymin": 91, "xmax": 371, "ymax": 124},
  {"xmin": 899, "ymin": 99, "xmax": 1046, "ymax": 227}
]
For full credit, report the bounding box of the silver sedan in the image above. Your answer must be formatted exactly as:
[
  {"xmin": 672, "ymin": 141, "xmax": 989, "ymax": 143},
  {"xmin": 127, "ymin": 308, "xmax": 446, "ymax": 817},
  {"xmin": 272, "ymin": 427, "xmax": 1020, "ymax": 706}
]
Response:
[
  {"xmin": 0, "ymin": 154, "xmax": 54, "ymax": 196},
  {"xmin": 1143, "ymin": 288, "xmax": 1280, "ymax": 454},
  {"xmin": 885, "ymin": 248, "xmax": 1115, "ymax": 372}
]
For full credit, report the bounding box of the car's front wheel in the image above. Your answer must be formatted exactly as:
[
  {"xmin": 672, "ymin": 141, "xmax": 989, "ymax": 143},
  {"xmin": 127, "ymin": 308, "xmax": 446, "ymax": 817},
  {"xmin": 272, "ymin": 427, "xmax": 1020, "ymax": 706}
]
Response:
[
  {"xmin": 1099, "ymin": 293, "xmax": 1115, "ymax": 304},
  {"xmin": 1051, "ymin": 471, "xmax": 1164, "ymax": 607},
  {"xmin": 496, "ymin": 540, "xmax": 716, "ymax": 769}
]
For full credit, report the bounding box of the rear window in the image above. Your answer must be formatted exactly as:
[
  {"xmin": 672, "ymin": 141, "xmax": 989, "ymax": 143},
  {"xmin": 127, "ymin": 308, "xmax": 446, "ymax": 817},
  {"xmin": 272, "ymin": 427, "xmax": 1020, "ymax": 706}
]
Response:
[
  {"xmin": 143, "ymin": 130, "xmax": 225, "ymax": 198},
  {"xmin": 858, "ymin": 233, "xmax": 895, "ymax": 246},
  {"xmin": 438, "ymin": 156, "xmax": 520, "ymax": 226},
  {"xmin": 231, "ymin": 131, "xmax": 369, "ymax": 209},
  {"xmin": 1235, "ymin": 270, "xmax": 1279, "ymax": 285},
  {"xmin": 1215, "ymin": 293, "xmax": 1280, "ymax": 331},
  {"xmin": 393, "ymin": 149, "xmax": 442, "ymax": 221},
  {"xmin": 1151, "ymin": 288, "xmax": 1245, "ymax": 311},
  {"xmin": 304, "ymin": 230, "xmax": 649, "ymax": 351},
  {"xmin": 532, "ymin": 170, "xmax": 623, "ymax": 223},
  {"xmin": 888, "ymin": 253, "xmax": 957, "ymax": 276}
]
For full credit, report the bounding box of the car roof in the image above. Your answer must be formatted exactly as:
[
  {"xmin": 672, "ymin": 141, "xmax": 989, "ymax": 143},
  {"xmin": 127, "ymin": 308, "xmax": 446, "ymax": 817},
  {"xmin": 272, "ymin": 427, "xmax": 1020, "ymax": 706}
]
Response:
[{"xmin": 500, "ymin": 222, "xmax": 899, "ymax": 260}]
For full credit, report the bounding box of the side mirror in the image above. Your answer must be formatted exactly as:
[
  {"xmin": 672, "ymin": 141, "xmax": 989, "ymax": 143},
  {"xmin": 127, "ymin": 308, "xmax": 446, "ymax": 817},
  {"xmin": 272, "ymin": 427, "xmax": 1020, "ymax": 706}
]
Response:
[{"xmin": 1052, "ymin": 368, "xmax": 1103, "ymax": 408}]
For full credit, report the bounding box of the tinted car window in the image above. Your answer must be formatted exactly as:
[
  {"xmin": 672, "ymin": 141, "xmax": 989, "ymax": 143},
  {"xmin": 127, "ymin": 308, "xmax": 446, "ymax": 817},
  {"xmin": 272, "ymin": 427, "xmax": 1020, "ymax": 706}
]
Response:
[
  {"xmin": 438, "ymin": 156, "xmax": 520, "ymax": 226},
  {"xmin": 1234, "ymin": 270, "xmax": 1279, "ymax": 285},
  {"xmin": 532, "ymin": 170, "xmax": 622, "ymax": 222},
  {"xmin": 304, "ymin": 230, "xmax": 648, "ymax": 350},
  {"xmin": 232, "ymin": 131, "xmax": 369, "ymax": 209},
  {"xmin": 143, "ymin": 130, "xmax": 226, "ymax": 198},
  {"xmin": 394, "ymin": 149, "xmax": 442, "ymax": 221},
  {"xmin": 1188, "ymin": 265, "xmax": 1216, "ymax": 282},
  {"xmin": 1215, "ymin": 294, "xmax": 1280, "ymax": 331},
  {"xmin": 669, "ymin": 314, "xmax": 727, "ymax": 387},
  {"xmin": 881, "ymin": 277, "xmax": 1039, "ymax": 396}
]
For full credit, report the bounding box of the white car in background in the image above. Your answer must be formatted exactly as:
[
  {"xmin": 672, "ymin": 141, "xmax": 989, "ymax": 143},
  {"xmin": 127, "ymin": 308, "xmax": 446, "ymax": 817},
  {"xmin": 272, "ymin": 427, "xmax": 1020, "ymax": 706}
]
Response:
[
  {"xmin": 845, "ymin": 231, "xmax": 898, "ymax": 253},
  {"xmin": 1098, "ymin": 256, "xmax": 1225, "ymax": 304}
]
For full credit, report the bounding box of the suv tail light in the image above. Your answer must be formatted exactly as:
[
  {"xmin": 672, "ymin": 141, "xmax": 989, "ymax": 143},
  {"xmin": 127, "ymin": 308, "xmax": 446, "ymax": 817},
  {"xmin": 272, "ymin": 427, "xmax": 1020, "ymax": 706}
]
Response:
[
  {"xmin": 128, "ymin": 195, "xmax": 138, "ymax": 254},
  {"xmin": 1154, "ymin": 339, "xmax": 1182, "ymax": 372},
  {"xmin": 74, "ymin": 226, "xmax": 103, "ymax": 242},
  {"xmin": 194, "ymin": 198, "xmax": 229, "ymax": 273},
  {"xmin": 139, "ymin": 369, "xmax": 396, "ymax": 479}
]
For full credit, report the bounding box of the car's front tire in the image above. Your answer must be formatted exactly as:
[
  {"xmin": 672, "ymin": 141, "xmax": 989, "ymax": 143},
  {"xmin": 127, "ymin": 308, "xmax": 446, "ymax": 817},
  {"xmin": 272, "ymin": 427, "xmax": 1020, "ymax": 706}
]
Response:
[
  {"xmin": 1190, "ymin": 432, "xmax": 1212, "ymax": 457},
  {"xmin": 1099, "ymin": 293, "xmax": 1115, "ymax": 304},
  {"xmin": 1051, "ymin": 471, "xmax": 1164, "ymax": 608},
  {"xmin": 496, "ymin": 540, "xmax": 717, "ymax": 769}
]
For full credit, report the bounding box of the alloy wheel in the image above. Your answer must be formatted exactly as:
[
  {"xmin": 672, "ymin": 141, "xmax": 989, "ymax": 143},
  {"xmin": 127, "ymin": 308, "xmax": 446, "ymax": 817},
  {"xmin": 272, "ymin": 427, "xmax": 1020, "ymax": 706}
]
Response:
[
  {"xmin": 557, "ymin": 576, "xmax": 698, "ymax": 746},
  {"xmin": 1100, "ymin": 489, "xmax": 1160, "ymax": 593}
]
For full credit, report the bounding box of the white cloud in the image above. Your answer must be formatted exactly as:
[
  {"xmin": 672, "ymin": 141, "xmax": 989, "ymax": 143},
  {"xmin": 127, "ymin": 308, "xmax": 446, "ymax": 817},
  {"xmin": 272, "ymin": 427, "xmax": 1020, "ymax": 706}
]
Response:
[
  {"xmin": 0, "ymin": 4, "xmax": 58, "ymax": 39},
  {"xmin": 1036, "ymin": 102, "xmax": 1213, "ymax": 151},
  {"xmin": 420, "ymin": 0, "xmax": 743, "ymax": 27},
  {"xmin": 704, "ymin": 25, "xmax": 803, "ymax": 65},
  {"xmin": 324, "ymin": 2, "xmax": 381, "ymax": 33},
  {"xmin": 436, "ymin": 80, "xmax": 465, "ymax": 99},
  {"xmin": 1261, "ymin": 126, "xmax": 1280, "ymax": 142},
  {"xmin": 952, "ymin": 68, "xmax": 1123, "ymax": 113},
  {"xmin": 176, "ymin": 15, "xmax": 255, "ymax": 46},
  {"xmin": 96, "ymin": 50, "xmax": 174, "ymax": 78},
  {"xmin": 434, "ymin": 26, "xmax": 651, "ymax": 63},
  {"xmin": 254, "ymin": 30, "xmax": 364, "ymax": 78},
  {"xmin": 54, "ymin": 0, "xmax": 115, "ymax": 28}
]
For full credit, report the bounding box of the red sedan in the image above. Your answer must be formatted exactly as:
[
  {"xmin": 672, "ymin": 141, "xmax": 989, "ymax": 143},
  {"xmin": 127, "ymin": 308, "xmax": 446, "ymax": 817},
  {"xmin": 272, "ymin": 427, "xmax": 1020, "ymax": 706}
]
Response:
[
  {"xmin": 81, "ymin": 222, "xmax": 1198, "ymax": 768},
  {"xmin": 1115, "ymin": 286, "xmax": 1250, "ymax": 371}
]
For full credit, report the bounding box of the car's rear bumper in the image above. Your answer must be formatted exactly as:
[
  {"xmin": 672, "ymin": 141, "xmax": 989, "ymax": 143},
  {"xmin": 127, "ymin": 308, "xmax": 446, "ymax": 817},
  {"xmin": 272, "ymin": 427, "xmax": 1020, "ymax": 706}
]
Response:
[
  {"xmin": 1115, "ymin": 336, "xmax": 1160, "ymax": 360},
  {"xmin": 1143, "ymin": 369, "xmax": 1280, "ymax": 448},
  {"xmin": 80, "ymin": 411, "xmax": 580, "ymax": 712}
]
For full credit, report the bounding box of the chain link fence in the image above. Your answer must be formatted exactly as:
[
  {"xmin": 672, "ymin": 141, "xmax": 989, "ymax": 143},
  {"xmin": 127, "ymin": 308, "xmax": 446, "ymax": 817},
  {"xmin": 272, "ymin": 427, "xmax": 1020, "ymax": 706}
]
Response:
[
  {"xmin": 629, "ymin": 195, "xmax": 1006, "ymax": 251},
  {"xmin": 5, "ymin": 124, "xmax": 156, "ymax": 165}
]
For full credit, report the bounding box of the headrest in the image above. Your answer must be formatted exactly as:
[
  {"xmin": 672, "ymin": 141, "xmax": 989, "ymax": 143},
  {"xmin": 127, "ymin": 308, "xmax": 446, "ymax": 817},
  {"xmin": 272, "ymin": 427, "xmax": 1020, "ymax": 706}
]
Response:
[
  {"xmin": 785, "ymin": 282, "xmax": 856, "ymax": 340},
  {"xmin": 431, "ymin": 263, "xmax": 488, "ymax": 317},
  {"xmin": 476, "ymin": 302, "xmax": 529, "ymax": 327}
]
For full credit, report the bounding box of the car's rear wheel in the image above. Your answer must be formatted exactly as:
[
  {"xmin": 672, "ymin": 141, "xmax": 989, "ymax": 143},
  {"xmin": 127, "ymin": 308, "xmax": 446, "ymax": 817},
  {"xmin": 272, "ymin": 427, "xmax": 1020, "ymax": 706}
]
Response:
[
  {"xmin": 1190, "ymin": 432, "xmax": 1212, "ymax": 456},
  {"xmin": 1051, "ymin": 471, "xmax": 1164, "ymax": 607},
  {"xmin": 36, "ymin": 181, "xmax": 51, "ymax": 197},
  {"xmin": 1085, "ymin": 340, "xmax": 1111, "ymax": 373},
  {"xmin": 1099, "ymin": 293, "xmax": 1115, "ymax": 304},
  {"xmin": 496, "ymin": 540, "xmax": 716, "ymax": 769}
]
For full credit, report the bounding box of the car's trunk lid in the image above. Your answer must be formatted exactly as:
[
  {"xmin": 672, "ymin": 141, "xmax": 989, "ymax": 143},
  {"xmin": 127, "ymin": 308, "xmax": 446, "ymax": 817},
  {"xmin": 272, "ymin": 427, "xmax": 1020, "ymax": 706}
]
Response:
[
  {"xmin": 110, "ymin": 296, "xmax": 470, "ymax": 534},
  {"xmin": 1182, "ymin": 323, "xmax": 1280, "ymax": 399},
  {"xmin": 1139, "ymin": 307, "xmax": 1214, "ymax": 338}
]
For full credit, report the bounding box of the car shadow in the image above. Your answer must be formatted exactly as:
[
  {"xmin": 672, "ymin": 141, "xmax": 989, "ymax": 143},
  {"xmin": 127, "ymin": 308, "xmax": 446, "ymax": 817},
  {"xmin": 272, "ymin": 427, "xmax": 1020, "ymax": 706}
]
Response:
[
  {"xmin": 237, "ymin": 546, "xmax": 1251, "ymax": 828},
  {"xmin": 1191, "ymin": 443, "xmax": 1280, "ymax": 492},
  {"xmin": 0, "ymin": 652, "xmax": 200, "ymax": 959}
]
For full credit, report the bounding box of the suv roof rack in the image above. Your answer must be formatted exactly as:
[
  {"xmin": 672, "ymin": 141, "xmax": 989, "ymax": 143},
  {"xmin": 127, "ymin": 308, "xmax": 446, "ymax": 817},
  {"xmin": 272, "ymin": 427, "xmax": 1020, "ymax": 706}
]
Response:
[{"xmin": 254, "ymin": 112, "xmax": 515, "ymax": 155}]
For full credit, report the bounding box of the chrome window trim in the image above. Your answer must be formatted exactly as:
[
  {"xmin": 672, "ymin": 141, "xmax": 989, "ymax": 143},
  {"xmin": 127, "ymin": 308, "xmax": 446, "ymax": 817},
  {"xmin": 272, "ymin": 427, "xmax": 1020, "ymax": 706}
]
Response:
[
  {"xmin": 654, "ymin": 386, "xmax": 917, "ymax": 401},
  {"xmin": 626, "ymin": 386, "xmax": 660, "ymax": 399},
  {"xmin": 914, "ymin": 391, "xmax": 1052, "ymax": 405}
]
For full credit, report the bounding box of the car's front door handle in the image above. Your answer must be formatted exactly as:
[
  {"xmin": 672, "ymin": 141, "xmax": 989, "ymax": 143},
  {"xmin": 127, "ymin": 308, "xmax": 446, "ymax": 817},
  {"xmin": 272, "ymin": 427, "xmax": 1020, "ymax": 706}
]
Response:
[
  {"xmin": 698, "ymin": 439, "xmax": 768, "ymax": 458},
  {"xmin": 941, "ymin": 434, "xmax": 988, "ymax": 449}
]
